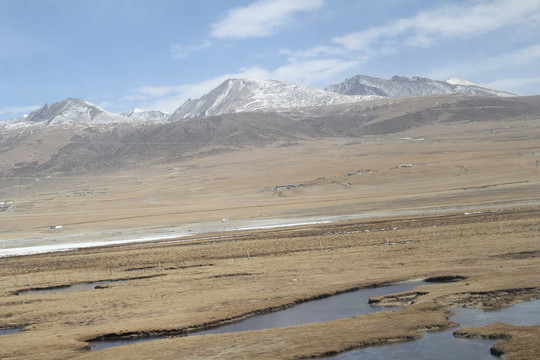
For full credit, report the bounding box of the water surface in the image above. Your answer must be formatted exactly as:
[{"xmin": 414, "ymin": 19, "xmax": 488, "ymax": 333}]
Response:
[
  {"xmin": 327, "ymin": 299, "xmax": 540, "ymax": 360},
  {"xmin": 195, "ymin": 280, "xmax": 426, "ymax": 335},
  {"xmin": 0, "ymin": 328, "xmax": 20, "ymax": 336},
  {"xmin": 90, "ymin": 280, "xmax": 428, "ymax": 350},
  {"xmin": 18, "ymin": 280, "xmax": 127, "ymax": 296}
]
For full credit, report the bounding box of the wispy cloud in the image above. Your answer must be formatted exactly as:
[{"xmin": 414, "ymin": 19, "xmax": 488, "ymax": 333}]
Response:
[
  {"xmin": 170, "ymin": 0, "xmax": 322, "ymax": 60},
  {"xmin": 0, "ymin": 105, "xmax": 40, "ymax": 118},
  {"xmin": 486, "ymin": 77, "xmax": 540, "ymax": 94},
  {"xmin": 272, "ymin": 58, "xmax": 359, "ymax": 84},
  {"xmin": 429, "ymin": 43, "xmax": 540, "ymax": 81},
  {"xmin": 210, "ymin": 0, "xmax": 323, "ymax": 40},
  {"xmin": 170, "ymin": 40, "xmax": 212, "ymax": 59},
  {"xmin": 483, "ymin": 44, "xmax": 540, "ymax": 70},
  {"xmin": 292, "ymin": 0, "xmax": 540, "ymax": 59}
]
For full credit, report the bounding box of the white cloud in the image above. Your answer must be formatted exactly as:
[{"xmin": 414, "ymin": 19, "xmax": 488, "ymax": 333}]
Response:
[
  {"xmin": 169, "ymin": 0, "xmax": 322, "ymax": 60},
  {"xmin": 292, "ymin": 0, "xmax": 540, "ymax": 58},
  {"xmin": 484, "ymin": 44, "xmax": 540, "ymax": 70},
  {"xmin": 486, "ymin": 77, "xmax": 540, "ymax": 93},
  {"xmin": 351, "ymin": 0, "xmax": 538, "ymax": 50},
  {"xmin": 429, "ymin": 43, "xmax": 540, "ymax": 81},
  {"xmin": 0, "ymin": 105, "xmax": 40, "ymax": 118},
  {"xmin": 210, "ymin": 0, "xmax": 323, "ymax": 39},
  {"xmin": 131, "ymin": 85, "xmax": 184, "ymax": 98},
  {"xmin": 170, "ymin": 40, "xmax": 212, "ymax": 59},
  {"xmin": 272, "ymin": 58, "xmax": 359, "ymax": 84}
]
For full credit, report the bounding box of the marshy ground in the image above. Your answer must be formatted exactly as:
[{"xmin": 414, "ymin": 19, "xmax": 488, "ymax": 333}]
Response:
[{"xmin": 0, "ymin": 207, "xmax": 539, "ymax": 359}]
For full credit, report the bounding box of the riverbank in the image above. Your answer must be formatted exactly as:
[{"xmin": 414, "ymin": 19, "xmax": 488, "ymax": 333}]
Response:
[{"xmin": 1, "ymin": 207, "xmax": 539, "ymax": 359}]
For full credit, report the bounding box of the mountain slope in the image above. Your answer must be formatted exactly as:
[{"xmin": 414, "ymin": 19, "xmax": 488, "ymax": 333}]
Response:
[
  {"xmin": 121, "ymin": 108, "xmax": 170, "ymax": 122},
  {"xmin": 169, "ymin": 78, "xmax": 378, "ymax": 120},
  {"xmin": 326, "ymin": 75, "xmax": 516, "ymax": 98}
]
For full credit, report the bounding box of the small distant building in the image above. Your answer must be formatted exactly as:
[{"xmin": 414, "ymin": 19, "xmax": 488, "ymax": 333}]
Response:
[{"xmin": 275, "ymin": 184, "xmax": 296, "ymax": 191}]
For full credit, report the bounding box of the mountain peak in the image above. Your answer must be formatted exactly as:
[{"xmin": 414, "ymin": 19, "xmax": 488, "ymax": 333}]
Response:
[
  {"xmin": 446, "ymin": 77, "xmax": 481, "ymax": 87},
  {"xmin": 170, "ymin": 78, "xmax": 377, "ymax": 120},
  {"xmin": 22, "ymin": 98, "xmax": 129, "ymax": 126}
]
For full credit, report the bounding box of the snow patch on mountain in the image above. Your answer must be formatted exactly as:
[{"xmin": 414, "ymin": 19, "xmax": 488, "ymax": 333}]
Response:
[{"xmin": 445, "ymin": 77, "xmax": 480, "ymax": 87}]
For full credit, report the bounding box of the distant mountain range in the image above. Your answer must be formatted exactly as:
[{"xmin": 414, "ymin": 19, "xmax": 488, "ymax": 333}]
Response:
[
  {"xmin": 0, "ymin": 75, "xmax": 517, "ymax": 128},
  {"xmin": 3, "ymin": 98, "xmax": 129, "ymax": 128},
  {"xmin": 1, "ymin": 93, "xmax": 539, "ymax": 177},
  {"xmin": 2, "ymin": 99, "xmax": 170, "ymax": 130},
  {"xmin": 325, "ymin": 75, "xmax": 515, "ymax": 98}
]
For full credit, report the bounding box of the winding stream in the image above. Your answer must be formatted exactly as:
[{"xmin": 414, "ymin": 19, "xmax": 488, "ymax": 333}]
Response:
[
  {"xmin": 326, "ymin": 299, "xmax": 540, "ymax": 360},
  {"xmin": 17, "ymin": 280, "xmax": 128, "ymax": 296},
  {"xmin": 88, "ymin": 281, "xmax": 540, "ymax": 357},
  {"xmin": 89, "ymin": 280, "xmax": 429, "ymax": 350},
  {"xmin": 15, "ymin": 274, "xmax": 165, "ymax": 296},
  {"xmin": 195, "ymin": 280, "xmax": 426, "ymax": 336},
  {"xmin": 0, "ymin": 328, "xmax": 20, "ymax": 336}
]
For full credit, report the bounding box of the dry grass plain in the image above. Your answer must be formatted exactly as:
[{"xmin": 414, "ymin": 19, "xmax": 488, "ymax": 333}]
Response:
[{"xmin": 0, "ymin": 115, "xmax": 540, "ymax": 359}]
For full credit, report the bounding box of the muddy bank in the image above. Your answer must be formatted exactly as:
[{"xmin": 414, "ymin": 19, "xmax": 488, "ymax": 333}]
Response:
[
  {"xmin": 15, "ymin": 274, "xmax": 165, "ymax": 296},
  {"xmin": 455, "ymin": 323, "xmax": 540, "ymax": 360},
  {"xmin": 437, "ymin": 287, "xmax": 540, "ymax": 310}
]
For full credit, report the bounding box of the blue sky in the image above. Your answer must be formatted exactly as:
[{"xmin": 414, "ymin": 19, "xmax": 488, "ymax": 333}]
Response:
[{"xmin": 1, "ymin": 0, "xmax": 539, "ymax": 120}]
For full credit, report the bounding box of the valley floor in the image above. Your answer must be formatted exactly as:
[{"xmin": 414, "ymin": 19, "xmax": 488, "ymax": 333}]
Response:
[{"xmin": 0, "ymin": 114, "xmax": 539, "ymax": 358}]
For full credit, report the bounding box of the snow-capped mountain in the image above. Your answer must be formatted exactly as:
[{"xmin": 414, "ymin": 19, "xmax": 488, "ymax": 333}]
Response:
[
  {"xmin": 7, "ymin": 98, "xmax": 131, "ymax": 127},
  {"xmin": 121, "ymin": 108, "xmax": 170, "ymax": 122},
  {"xmin": 169, "ymin": 78, "xmax": 379, "ymax": 120},
  {"xmin": 0, "ymin": 75, "xmax": 517, "ymax": 130},
  {"xmin": 325, "ymin": 75, "xmax": 516, "ymax": 98}
]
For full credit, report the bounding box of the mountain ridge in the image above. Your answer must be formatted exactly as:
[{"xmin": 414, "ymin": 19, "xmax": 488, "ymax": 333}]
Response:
[
  {"xmin": 2, "ymin": 98, "xmax": 131, "ymax": 129},
  {"xmin": 169, "ymin": 78, "xmax": 378, "ymax": 120},
  {"xmin": 1, "ymin": 75, "xmax": 517, "ymax": 126},
  {"xmin": 3, "ymin": 94, "xmax": 539, "ymax": 178},
  {"xmin": 325, "ymin": 75, "xmax": 515, "ymax": 98}
]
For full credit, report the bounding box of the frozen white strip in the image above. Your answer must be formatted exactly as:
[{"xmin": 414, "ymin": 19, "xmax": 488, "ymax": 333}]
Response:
[
  {"xmin": 0, "ymin": 234, "xmax": 189, "ymax": 258},
  {"xmin": 2, "ymin": 202, "xmax": 534, "ymax": 258}
]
